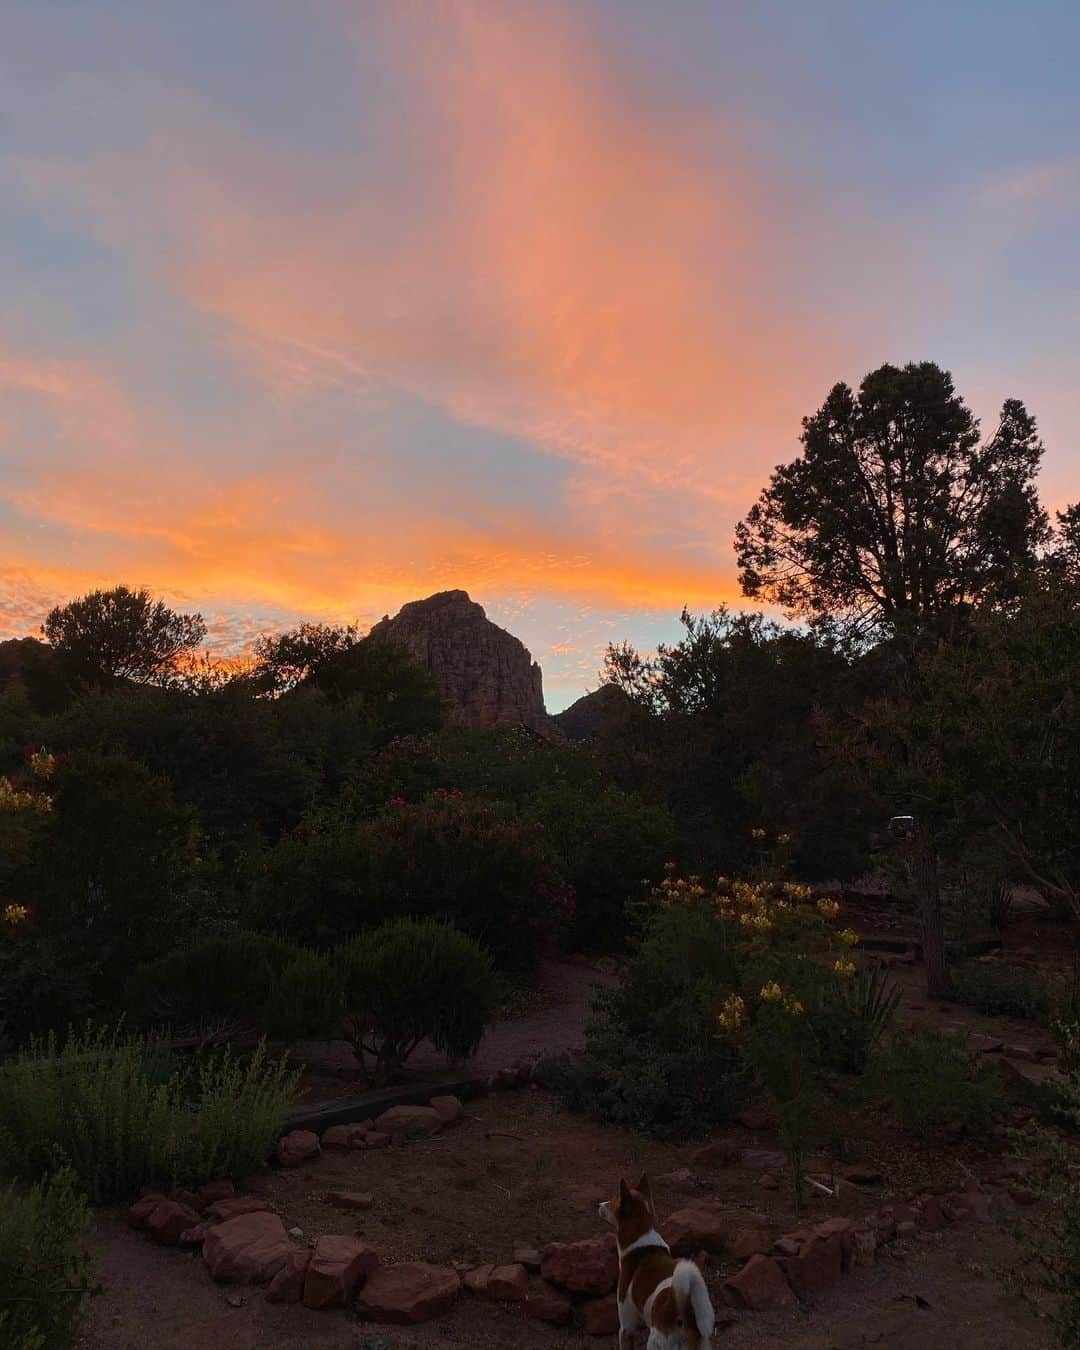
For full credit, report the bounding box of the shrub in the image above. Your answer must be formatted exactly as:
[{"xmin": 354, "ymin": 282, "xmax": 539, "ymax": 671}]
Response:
[
  {"xmin": 336, "ymin": 918, "xmax": 500, "ymax": 1085},
  {"xmin": 126, "ymin": 931, "xmax": 342, "ymax": 1040},
  {"xmin": 871, "ymin": 1028, "xmax": 1003, "ymax": 1159},
  {"xmin": 521, "ymin": 780, "xmax": 677, "ymax": 952},
  {"xmin": 1008, "ymin": 1123, "xmax": 1080, "ymax": 1347},
  {"xmin": 0, "ymin": 1025, "xmax": 298, "ymax": 1202},
  {"xmin": 948, "ymin": 961, "xmax": 1051, "ymax": 1024},
  {"xmin": 0, "ymin": 1170, "xmax": 95, "ymax": 1349},
  {"xmin": 557, "ymin": 902, "xmax": 744, "ymax": 1139},
  {"xmin": 260, "ymin": 792, "xmax": 572, "ymax": 971}
]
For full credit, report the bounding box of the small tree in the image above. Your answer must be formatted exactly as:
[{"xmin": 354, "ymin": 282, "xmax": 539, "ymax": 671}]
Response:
[{"xmin": 42, "ymin": 586, "xmax": 206, "ymax": 685}]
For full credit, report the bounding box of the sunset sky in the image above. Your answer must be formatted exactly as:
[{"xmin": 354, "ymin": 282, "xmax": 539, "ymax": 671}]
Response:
[{"xmin": 2, "ymin": 2, "xmax": 1078, "ymax": 708}]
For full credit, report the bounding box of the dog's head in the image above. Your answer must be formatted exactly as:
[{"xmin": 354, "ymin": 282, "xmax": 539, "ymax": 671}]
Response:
[{"xmin": 598, "ymin": 1174, "xmax": 655, "ymax": 1248}]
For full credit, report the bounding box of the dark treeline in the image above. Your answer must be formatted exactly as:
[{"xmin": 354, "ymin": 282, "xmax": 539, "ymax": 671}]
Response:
[{"xmin": 1, "ymin": 360, "xmax": 1078, "ymax": 1041}]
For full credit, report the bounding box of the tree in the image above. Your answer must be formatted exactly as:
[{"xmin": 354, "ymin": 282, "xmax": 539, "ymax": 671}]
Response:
[
  {"xmin": 42, "ymin": 585, "xmax": 206, "ymax": 685},
  {"xmin": 252, "ymin": 621, "xmax": 360, "ymax": 693},
  {"xmin": 736, "ymin": 362, "xmax": 1049, "ymax": 643}
]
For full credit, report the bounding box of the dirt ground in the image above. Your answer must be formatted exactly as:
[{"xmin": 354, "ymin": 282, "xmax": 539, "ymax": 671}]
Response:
[{"xmin": 77, "ymin": 1089, "xmax": 1055, "ymax": 1350}]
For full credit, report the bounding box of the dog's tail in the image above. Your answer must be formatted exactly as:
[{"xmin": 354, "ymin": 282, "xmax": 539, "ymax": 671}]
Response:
[{"xmin": 673, "ymin": 1259, "xmax": 715, "ymax": 1342}]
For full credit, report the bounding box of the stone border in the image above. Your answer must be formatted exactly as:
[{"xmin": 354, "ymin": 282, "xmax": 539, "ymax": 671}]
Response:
[{"xmin": 285, "ymin": 1075, "xmax": 485, "ymax": 1134}]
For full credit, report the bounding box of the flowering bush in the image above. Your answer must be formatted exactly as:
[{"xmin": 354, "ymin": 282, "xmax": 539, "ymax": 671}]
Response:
[
  {"xmin": 258, "ymin": 790, "xmax": 572, "ymax": 971},
  {"xmin": 561, "ymin": 868, "xmax": 894, "ymax": 1142}
]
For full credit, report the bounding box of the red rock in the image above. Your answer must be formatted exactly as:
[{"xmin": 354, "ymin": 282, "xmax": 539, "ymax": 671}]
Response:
[
  {"xmin": 429, "ymin": 1095, "xmax": 464, "ymax": 1126},
  {"xmin": 665, "ymin": 1205, "xmax": 729, "ymax": 1257},
  {"xmin": 692, "ymin": 1138, "xmax": 740, "ymax": 1168},
  {"xmin": 265, "ymin": 1251, "xmax": 311, "ymax": 1304},
  {"xmin": 303, "ymin": 1234, "xmax": 379, "ymax": 1310},
  {"xmin": 896, "ymin": 1220, "xmax": 916, "ymax": 1237},
  {"xmin": 513, "ymin": 1246, "xmax": 542, "ymax": 1271},
  {"xmin": 741, "ymin": 1148, "xmax": 786, "ymax": 1172},
  {"xmin": 178, "ymin": 1224, "xmax": 207, "ymax": 1249},
  {"xmin": 170, "ymin": 1188, "xmax": 201, "ymax": 1211},
  {"xmin": 374, "ymin": 1105, "xmax": 443, "ymax": 1138},
  {"xmin": 525, "ymin": 1291, "xmax": 572, "ymax": 1324},
  {"xmin": 204, "ymin": 1195, "xmax": 279, "ymax": 1224},
  {"xmin": 278, "ymin": 1129, "xmax": 320, "ymax": 1168},
  {"xmin": 585, "ymin": 1296, "xmax": 620, "ymax": 1336},
  {"xmin": 814, "ymin": 1217, "xmax": 856, "ymax": 1268},
  {"xmin": 321, "ymin": 1124, "xmax": 357, "ymax": 1150},
  {"xmin": 852, "ymin": 1228, "xmax": 876, "ymax": 1267},
  {"xmin": 723, "ymin": 1254, "xmax": 797, "ymax": 1311},
  {"xmin": 1003, "ymin": 1044, "xmax": 1039, "ymax": 1063},
  {"xmin": 196, "ymin": 1179, "xmax": 235, "ymax": 1210},
  {"xmin": 915, "ymin": 1196, "xmax": 945, "ymax": 1232},
  {"xmin": 782, "ymin": 1232, "xmax": 843, "ymax": 1295},
  {"xmin": 968, "ymin": 1033, "xmax": 1004, "ymax": 1054},
  {"xmin": 356, "ymin": 1262, "xmax": 460, "ymax": 1324},
  {"xmin": 728, "ymin": 1219, "xmax": 773, "ymax": 1261},
  {"xmin": 758, "ymin": 1172, "xmax": 779, "ymax": 1190},
  {"xmin": 146, "ymin": 1199, "xmax": 203, "ymax": 1246},
  {"xmin": 464, "ymin": 1263, "xmax": 528, "ymax": 1301},
  {"xmin": 363, "ymin": 1130, "xmax": 391, "ymax": 1149},
  {"xmin": 540, "ymin": 1235, "xmax": 618, "ymax": 1295},
  {"xmin": 203, "ymin": 1211, "xmax": 295, "ymax": 1284},
  {"xmin": 324, "ymin": 1190, "xmax": 374, "ymax": 1212},
  {"xmin": 773, "ymin": 1235, "xmax": 801, "ymax": 1258},
  {"xmin": 127, "ymin": 1193, "xmax": 167, "ymax": 1229}
]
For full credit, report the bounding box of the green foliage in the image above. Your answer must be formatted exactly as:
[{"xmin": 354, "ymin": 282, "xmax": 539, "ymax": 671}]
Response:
[
  {"xmin": 736, "ymin": 361, "xmax": 1047, "ymax": 640},
  {"xmin": 1008, "ymin": 1123, "xmax": 1080, "ymax": 1347},
  {"xmin": 126, "ymin": 931, "xmax": 342, "ymax": 1040},
  {"xmin": 42, "ymin": 584, "xmax": 206, "ymax": 686},
  {"xmin": 871, "ymin": 1028, "xmax": 1003, "ymax": 1154},
  {"xmin": 29, "ymin": 751, "xmax": 198, "ymax": 983},
  {"xmin": 557, "ymin": 902, "xmax": 745, "ymax": 1139},
  {"xmin": 948, "ymin": 962, "xmax": 1051, "ymax": 1024},
  {"xmin": 813, "ymin": 964, "xmax": 901, "ymax": 1074},
  {"xmin": 522, "ymin": 780, "xmax": 676, "ymax": 951},
  {"xmin": 0, "ymin": 1170, "xmax": 95, "ymax": 1349},
  {"xmin": 336, "ymin": 918, "xmax": 499, "ymax": 1085},
  {"xmin": 0, "ymin": 1025, "xmax": 298, "ymax": 1202},
  {"xmin": 260, "ymin": 792, "xmax": 572, "ymax": 970}
]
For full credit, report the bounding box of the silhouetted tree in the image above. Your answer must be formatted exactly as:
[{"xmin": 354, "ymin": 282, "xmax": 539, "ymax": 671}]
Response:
[
  {"xmin": 252, "ymin": 621, "xmax": 359, "ymax": 693},
  {"xmin": 736, "ymin": 362, "xmax": 1048, "ymax": 643},
  {"xmin": 42, "ymin": 585, "xmax": 206, "ymax": 685}
]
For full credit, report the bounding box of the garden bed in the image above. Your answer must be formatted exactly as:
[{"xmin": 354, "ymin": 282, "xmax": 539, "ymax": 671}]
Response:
[{"xmin": 76, "ymin": 1089, "xmax": 1054, "ymax": 1349}]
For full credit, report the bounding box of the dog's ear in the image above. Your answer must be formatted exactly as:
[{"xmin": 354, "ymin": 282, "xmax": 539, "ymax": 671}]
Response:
[
  {"xmin": 636, "ymin": 1173, "xmax": 653, "ymax": 1209},
  {"xmin": 618, "ymin": 1177, "xmax": 632, "ymax": 1205}
]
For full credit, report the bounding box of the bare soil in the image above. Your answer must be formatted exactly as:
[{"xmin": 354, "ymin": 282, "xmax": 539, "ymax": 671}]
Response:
[{"xmin": 78, "ymin": 1089, "xmax": 1054, "ymax": 1350}]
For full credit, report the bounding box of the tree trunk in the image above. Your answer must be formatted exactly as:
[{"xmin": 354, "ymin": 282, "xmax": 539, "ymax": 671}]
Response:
[{"xmin": 914, "ymin": 832, "xmax": 948, "ymax": 998}]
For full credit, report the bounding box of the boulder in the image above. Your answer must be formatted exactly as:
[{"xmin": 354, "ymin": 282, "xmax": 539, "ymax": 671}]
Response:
[
  {"xmin": 741, "ymin": 1149, "xmax": 786, "ymax": 1172},
  {"xmin": 429, "ymin": 1095, "xmax": 464, "ymax": 1126},
  {"xmin": 782, "ymin": 1233, "xmax": 843, "ymax": 1296},
  {"xmin": 373, "ymin": 1105, "xmax": 443, "ymax": 1139},
  {"xmin": 179, "ymin": 1224, "xmax": 207, "ymax": 1249},
  {"xmin": 196, "ymin": 1179, "xmax": 236, "ymax": 1210},
  {"xmin": 146, "ymin": 1200, "xmax": 202, "ymax": 1246},
  {"xmin": 842, "ymin": 1163, "xmax": 883, "ymax": 1185},
  {"xmin": 585, "ymin": 1296, "xmax": 621, "ymax": 1336},
  {"xmin": 265, "ymin": 1251, "xmax": 312, "ymax": 1305},
  {"xmin": 540, "ymin": 1235, "xmax": 618, "ymax": 1295},
  {"xmin": 665, "ymin": 1204, "xmax": 770, "ymax": 1259},
  {"xmin": 278, "ymin": 1129, "xmax": 320, "ymax": 1168},
  {"xmin": 321, "ymin": 1124, "xmax": 360, "ymax": 1151},
  {"xmin": 723, "ymin": 1254, "xmax": 797, "ymax": 1311},
  {"xmin": 127, "ymin": 1193, "xmax": 167, "ymax": 1230},
  {"xmin": 203, "ymin": 1211, "xmax": 295, "ymax": 1284},
  {"xmin": 303, "ymin": 1235, "xmax": 379, "ymax": 1310},
  {"xmin": 356, "ymin": 1262, "xmax": 461, "ymax": 1324},
  {"xmin": 204, "ymin": 1195, "xmax": 279, "ymax": 1224},
  {"xmin": 513, "ymin": 1246, "xmax": 542, "ymax": 1272},
  {"xmin": 525, "ymin": 1291, "xmax": 572, "ymax": 1324},
  {"xmin": 363, "ymin": 1130, "xmax": 391, "ymax": 1149},
  {"xmin": 465, "ymin": 1263, "xmax": 528, "ymax": 1302}
]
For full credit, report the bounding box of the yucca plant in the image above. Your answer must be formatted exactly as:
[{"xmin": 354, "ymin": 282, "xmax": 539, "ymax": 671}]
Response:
[{"xmin": 815, "ymin": 964, "xmax": 902, "ymax": 1074}]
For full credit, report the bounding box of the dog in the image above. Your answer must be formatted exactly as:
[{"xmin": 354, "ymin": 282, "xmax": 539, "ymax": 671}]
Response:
[{"xmin": 599, "ymin": 1174, "xmax": 715, "ymax": 1349}]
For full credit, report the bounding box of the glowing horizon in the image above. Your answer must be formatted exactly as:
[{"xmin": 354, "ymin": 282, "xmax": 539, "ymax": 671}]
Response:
[{"xmin": 2, "ymin": 2, "xmax": 1078, "ymax": 708}]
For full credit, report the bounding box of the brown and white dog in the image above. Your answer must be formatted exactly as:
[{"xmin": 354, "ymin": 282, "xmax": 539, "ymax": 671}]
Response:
[{"xmin": 599, "ymin": 1175, "xmax": 715, "ymax": 1349}]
